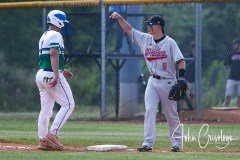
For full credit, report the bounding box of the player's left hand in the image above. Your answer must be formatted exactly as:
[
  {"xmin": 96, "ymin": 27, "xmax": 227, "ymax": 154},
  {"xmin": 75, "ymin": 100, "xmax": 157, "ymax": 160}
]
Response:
[
  {"xmin": 63, "ymin": 69, "xmax": 73, "ymax": 79},
  {"xmin": 168, "ymin": 78, "xmax": 188, "ymax": 101}
]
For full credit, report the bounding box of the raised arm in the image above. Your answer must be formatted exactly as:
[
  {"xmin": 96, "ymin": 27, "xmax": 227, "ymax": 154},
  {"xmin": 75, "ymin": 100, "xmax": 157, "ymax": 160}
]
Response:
[{"xmin": 109, "ymin": 12, "xmax": 132, "ymax": 35}]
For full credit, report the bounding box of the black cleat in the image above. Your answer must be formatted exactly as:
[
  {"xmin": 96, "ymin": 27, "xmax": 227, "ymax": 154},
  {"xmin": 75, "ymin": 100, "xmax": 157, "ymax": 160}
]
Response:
[
  {"xmin": 171, "ymin": 146, "xmax": 180, "ymax": 152},
  {"xmin": 137, "ymin": 145, "xmax": 152, "ymax": 152}
]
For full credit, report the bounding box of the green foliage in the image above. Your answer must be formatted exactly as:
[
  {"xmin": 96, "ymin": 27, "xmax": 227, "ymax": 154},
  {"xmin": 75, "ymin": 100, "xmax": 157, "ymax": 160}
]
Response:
[
  {"xmin": 202, "ymin": 3, "xmax": 240, "ymax": 68},
  {"xmin": 0, "ymin": 8, "xmax": 42, "ymax": 68},
  {"xmin": 143, "ymin": 4, "xmax": 195, "ymax": 53},
  {"xmin": 66, "ymin": 59, "xmax": 116, "ymax": 106},
  {"xmin": 0, "ymin": 3, "xmax": 240, "ymax": 111},
  {"xmin": 202, "ymin": 60, "xmax": 228, "ymax": 108},
  {"xmin": 0, "ymin": 54, "xmax": 39, "ymax": 111},
  {"xmin": 65, "ymin": 7, "xmax": 102, "ymax": 54},
  {"xmin": 69, "ymin": 64, "xmax": 101, "ymax": 106}
]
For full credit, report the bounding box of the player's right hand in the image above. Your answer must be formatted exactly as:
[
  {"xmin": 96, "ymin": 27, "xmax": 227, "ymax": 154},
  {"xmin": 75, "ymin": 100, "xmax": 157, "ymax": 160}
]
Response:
[
  {"xmin": 109, "ymin": 12, "xmax": 122, "ymax": 20},
  {"xmin": 50, "ymin": 76, "xmax": 58, "ymax": 88}
]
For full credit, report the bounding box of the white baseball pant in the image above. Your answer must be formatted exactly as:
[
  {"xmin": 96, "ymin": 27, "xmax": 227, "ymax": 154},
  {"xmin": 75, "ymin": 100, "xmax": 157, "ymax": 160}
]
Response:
[
  {"xmin": 225, "ymin": 79, "xmax": 240, "ymax": 96},
  {"xmin": 142, "ymin": 77, "xmax": 182, "ymax": 148},
  {"xmin": 35, "ymin": 69, "xmax": 75, "ymax": 139}
]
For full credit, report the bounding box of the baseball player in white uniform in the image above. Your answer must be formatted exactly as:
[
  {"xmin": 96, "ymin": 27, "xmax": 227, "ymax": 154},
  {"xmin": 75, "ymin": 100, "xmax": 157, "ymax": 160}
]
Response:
[
  {"xmin": 36, "ymin": 10, "xmax": 75, "ymax": 150},
  {"xmin": 110, "ymin": 12, "xmax": 185, "ymax": 152}
]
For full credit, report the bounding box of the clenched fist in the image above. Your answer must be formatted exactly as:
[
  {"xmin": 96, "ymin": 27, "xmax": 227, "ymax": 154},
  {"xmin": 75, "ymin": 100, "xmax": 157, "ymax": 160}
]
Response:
[{"xmin": 109, "ymin": 12, "xmax": 123, "ymax": 20}]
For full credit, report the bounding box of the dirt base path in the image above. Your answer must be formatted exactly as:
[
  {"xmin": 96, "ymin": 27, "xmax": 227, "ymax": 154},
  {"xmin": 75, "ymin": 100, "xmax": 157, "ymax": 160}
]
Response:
[
  {"xmin": 0, "ymin": 142, "xmax": 86, "ymax": 152},
  {"xmin": 1, "ymin": 142, "xmax": 240, "ymax": 153}
]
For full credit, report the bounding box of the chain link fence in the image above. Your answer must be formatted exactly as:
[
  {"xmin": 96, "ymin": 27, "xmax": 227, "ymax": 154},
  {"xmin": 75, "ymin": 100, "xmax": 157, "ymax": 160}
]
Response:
[{"xmin": 0, "ymin": 2, "xmax": 239, "ymax": 118}]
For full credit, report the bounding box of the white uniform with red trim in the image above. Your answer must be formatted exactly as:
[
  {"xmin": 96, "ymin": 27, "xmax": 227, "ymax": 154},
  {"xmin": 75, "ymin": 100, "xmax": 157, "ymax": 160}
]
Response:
[
  {"xmin": 132, "ymin": 29, "xmax": 183, "ymax": 148},
  {"xmin": 36, "ymin": 29, "xmax": 75, "ymax": 139}
]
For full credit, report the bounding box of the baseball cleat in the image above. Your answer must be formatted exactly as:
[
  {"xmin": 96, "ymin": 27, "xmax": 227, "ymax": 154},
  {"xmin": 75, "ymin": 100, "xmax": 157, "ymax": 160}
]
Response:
[
  {"xmin": 42, "ymin": 133, "xmax": 64, "ymax": 150},
  {"xmin": 137, "ymin": 145, "xmax": 152, "ymax": 152},
  {"xmin": 38, "ymin": 139, "xmax": 62, "ymax": 151},
  {"xmin": 171, "ymin": 146, "xmax": 180, "ymax": 152}
]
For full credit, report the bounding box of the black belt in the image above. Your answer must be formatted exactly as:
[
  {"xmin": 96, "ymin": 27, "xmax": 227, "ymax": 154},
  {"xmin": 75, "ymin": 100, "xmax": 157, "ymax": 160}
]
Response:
[
  {"xmin": 152, "ymin": 74, "xmax": 167, "ymax": 80},
  {"xmin": 43, "ymin": 69, "xmax": 63, "ymax": 72},
  {"xmin": 43, "ymin": 68, "xmax": 53, "ymax": 72}
]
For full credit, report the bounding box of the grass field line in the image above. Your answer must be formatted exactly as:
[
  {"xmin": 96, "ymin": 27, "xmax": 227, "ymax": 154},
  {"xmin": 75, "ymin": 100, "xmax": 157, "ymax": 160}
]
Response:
[
  {"xmin": 0, "ymin": 133, "xmax": 167, "ymax": 139},
  {"xmin": 0, "ymin": 130, "xmax": 169, "ymax": 137},
  {"xmin": 0, "ymin": 120, "xmax": 240, "ymax": 157},
  {"xmin": 0, "ymin": 132, "xmax": 144, "ymax": 137}
]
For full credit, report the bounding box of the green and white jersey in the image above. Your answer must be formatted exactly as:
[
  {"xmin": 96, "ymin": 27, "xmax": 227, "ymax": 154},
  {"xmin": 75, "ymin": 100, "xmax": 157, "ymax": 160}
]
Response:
[{"xmin": 38, "ymin": 29, "xmax": 65, "ymax": 71}]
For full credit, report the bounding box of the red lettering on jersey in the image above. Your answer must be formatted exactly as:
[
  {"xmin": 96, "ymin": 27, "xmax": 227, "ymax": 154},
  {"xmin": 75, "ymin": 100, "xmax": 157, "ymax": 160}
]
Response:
[
  {"xmin": 145, "ymin": 48, "xmax": 152, "ymax": 57},
  {"xmin": 145, "ymin": 48, "xmax": 167, "ymax": 61},
  {"xmin": 162, "ymin": 62, "xmax": 167, "ymax": 71}
]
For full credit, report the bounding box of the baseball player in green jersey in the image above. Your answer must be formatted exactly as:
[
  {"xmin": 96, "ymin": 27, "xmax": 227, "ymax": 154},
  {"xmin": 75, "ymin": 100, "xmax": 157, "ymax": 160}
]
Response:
[{"xmin": 36, "ymin": 10, "xmax": 75, "ymax": 150}]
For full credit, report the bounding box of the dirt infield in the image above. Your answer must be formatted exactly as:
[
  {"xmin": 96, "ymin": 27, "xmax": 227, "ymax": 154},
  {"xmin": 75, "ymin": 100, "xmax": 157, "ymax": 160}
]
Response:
[
  {"xmin": 142, "ymin": 108, "xmax": 240, "ymax": 124},
  {"xmin": 86, "ymin": 108, "xmax": 240, "ymax": 124},
  {"xmin": 178, "ymin": 108, "xmax": 240, "ymax": 124},
  {"xmin": 0, "ymin": 142, "xmax": 87, "ymax": 152},
  {"xmin": 0, "ymin": 142, "xmax": 239, "ymax": 153},
  {"xmin": 0, "ymin": 142, "xmax": 137, "ymax": 152}
]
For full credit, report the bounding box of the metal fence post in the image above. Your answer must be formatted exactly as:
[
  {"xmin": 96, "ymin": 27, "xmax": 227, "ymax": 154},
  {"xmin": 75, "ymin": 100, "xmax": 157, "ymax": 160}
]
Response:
[
  {"xmin": 195, "ymin": 3, "xmax": 202, "ymax": 113},
  {"xmin": 42, "ymin": 7, "xmax": 46, "ymax": 32},
  {"xmin": 101, "ymin": 2, "xmax": 107, "ymax": 117}
]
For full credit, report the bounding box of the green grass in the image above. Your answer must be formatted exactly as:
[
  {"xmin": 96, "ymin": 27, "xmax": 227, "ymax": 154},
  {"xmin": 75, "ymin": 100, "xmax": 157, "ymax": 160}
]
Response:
[
  {"xmin": 0, "ymin": 152, "xmax": 240, "ymax": 160},
  {"xmin": 0, "ymin": 119, "xmax": 240, "ymax": 159},
  {"xmin": 0, "ymin": 105, "xmax": 120, "ymax": 120}
]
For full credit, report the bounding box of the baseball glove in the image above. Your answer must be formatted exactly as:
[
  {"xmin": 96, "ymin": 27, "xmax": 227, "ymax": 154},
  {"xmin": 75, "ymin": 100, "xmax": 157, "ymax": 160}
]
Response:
[{"xmin": 168, "ymin": 79, "xmax": 188, "ymax": 101}]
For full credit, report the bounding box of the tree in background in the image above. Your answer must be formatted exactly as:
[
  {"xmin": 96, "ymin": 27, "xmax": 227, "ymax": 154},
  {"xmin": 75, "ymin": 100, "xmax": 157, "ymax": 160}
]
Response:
[{"xmin": 0, "ymin": 3, "xmax": 240, "ymax": 111}]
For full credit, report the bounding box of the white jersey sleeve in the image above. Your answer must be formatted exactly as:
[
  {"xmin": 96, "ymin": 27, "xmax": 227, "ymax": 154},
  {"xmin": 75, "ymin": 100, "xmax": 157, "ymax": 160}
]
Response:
[
  {"xmin": 170, "ymin": 39, "xmax": 184, "ymax": 62},
  {"xmin": 131, "ymin": 29, "xmax": 151, "ymax": 53},
  {"xmin": 49, "ymin": 32, "xmax": 63, "ymax": 50}
]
